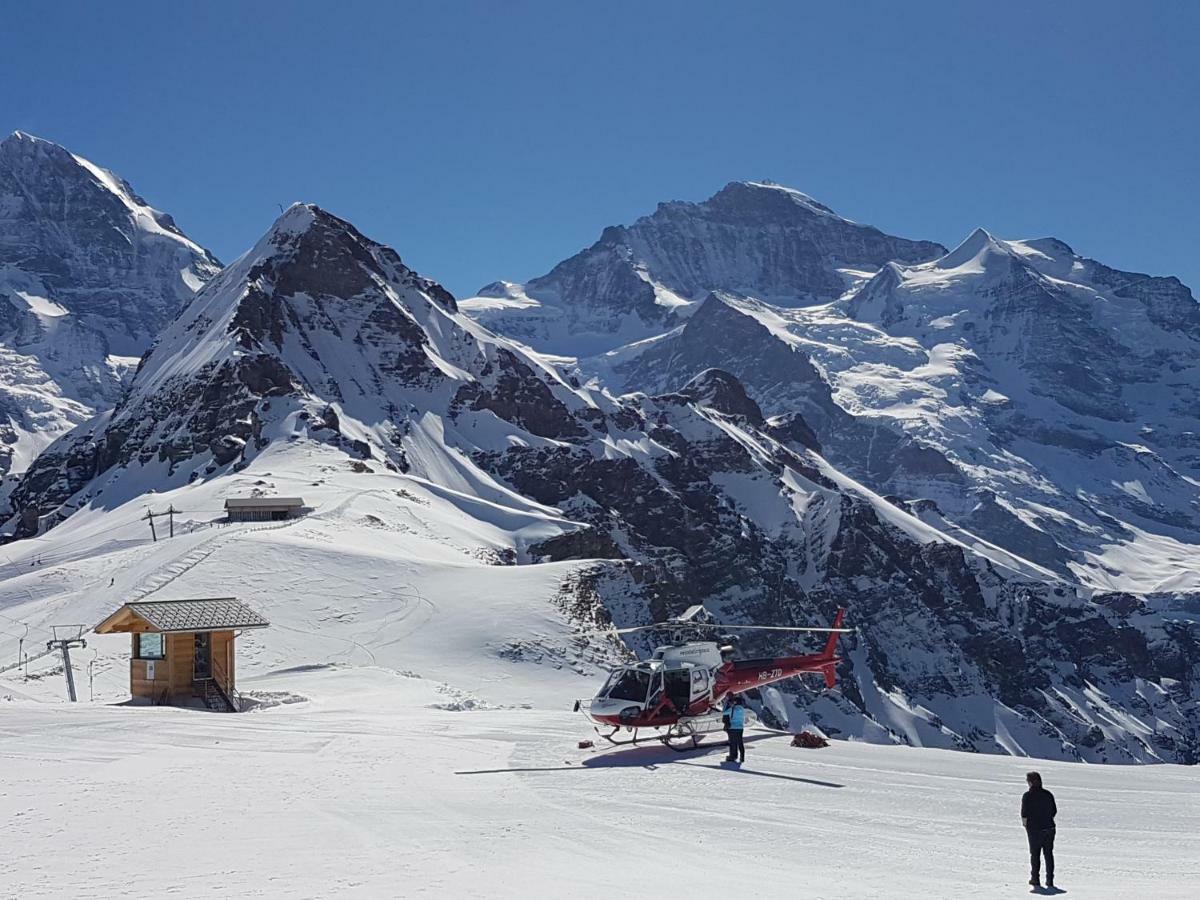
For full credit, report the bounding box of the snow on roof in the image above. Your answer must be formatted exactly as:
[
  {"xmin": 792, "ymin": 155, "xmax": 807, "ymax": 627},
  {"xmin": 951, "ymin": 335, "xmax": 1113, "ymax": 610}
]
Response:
[{"xmin": 97, "ymin": 598, "xmax": 269, "ymax": 634}]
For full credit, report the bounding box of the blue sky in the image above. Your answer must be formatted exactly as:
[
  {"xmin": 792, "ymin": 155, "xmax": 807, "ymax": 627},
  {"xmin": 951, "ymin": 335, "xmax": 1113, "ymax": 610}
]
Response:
[{"xmin": 3, "ymin": 1, "xmax": 1197, "ymax": 297}]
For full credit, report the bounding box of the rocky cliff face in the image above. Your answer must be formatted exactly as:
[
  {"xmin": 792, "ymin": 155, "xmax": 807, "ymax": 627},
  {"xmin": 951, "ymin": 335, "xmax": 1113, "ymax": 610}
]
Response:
[
  {"xmin": 461, "ymin": 181, "xmax": 944, "ymax": 355},
  {"xmin": 8, "ymin": 204, "xmax": 1196, "ymax": 763},
  {"xmin": 0, "ymin": 131, "xmax": 219, "ymax": 478}
]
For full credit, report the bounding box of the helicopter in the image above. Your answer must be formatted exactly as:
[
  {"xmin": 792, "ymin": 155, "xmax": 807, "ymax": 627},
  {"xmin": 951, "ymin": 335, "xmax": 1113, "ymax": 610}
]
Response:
[{"xmin": 573, "ymin": 605, "xmax": 849, "ymax": 751}]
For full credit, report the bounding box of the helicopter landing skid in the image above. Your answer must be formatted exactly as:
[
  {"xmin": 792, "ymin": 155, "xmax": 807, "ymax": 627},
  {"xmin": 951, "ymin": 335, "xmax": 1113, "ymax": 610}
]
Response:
[
  {"xmin": 594, "ymin": 720, "xmax": 724, "ymax": 753},
  {"xmin": 596, "ymin": 726, "xmax": 648, "ymax": 747},
  {"xmin": 662, "ymin": 727, "xmax": 705, "ymax": 753}
]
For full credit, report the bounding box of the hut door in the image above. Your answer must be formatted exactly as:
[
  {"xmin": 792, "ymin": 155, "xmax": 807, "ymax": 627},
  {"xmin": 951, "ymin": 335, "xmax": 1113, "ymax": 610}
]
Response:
[{"xmin": 193, "ymin": 633, "xmax": 212, "ymax": 680}]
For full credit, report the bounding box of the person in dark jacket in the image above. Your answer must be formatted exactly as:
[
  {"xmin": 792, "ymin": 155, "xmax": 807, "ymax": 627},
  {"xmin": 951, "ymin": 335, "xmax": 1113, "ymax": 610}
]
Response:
[
  {"xmin": 725, "ymin": 695, "xmax": 746, "ymax": 763},
  {"xmin": 1021, "ymin": 771, "xmax": 1057, "ymax": 889}
]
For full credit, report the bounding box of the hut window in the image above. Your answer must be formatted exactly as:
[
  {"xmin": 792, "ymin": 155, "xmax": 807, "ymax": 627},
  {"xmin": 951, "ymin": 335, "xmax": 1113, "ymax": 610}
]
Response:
[{"xmin": 135, "ymin": 633, "xmax": 165, "ymax": 660}]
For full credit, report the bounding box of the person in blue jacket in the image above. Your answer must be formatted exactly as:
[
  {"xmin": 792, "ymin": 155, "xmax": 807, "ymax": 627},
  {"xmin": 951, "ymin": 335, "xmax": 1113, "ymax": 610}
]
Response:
[{"xmin": 724, "ymin": 695, "xmax": 746, "ymax": 763}]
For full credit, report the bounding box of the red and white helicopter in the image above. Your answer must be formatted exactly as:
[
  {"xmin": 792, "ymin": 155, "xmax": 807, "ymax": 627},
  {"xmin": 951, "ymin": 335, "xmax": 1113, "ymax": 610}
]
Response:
[{"xmin": 574, "ymin": 605, "xmax": 849, "ymax": 750}]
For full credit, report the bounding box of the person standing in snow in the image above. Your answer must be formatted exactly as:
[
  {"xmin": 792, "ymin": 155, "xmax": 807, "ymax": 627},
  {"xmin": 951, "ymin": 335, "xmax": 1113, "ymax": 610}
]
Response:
[
  {"xmin": 725, "ymin": 695, "xmax": 746, "ymax": 763},
  {"xmin": 1021, "ymin": 771, "xmax": 1057, "ymax": 889}
]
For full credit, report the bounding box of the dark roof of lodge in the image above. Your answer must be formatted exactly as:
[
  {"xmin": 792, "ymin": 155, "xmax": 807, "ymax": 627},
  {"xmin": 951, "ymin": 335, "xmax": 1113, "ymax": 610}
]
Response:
[
  {"xmin": 95, "ymin": 598, "xmax": 270, "ymax": 634},
  {"xmin": 224, "ymin": 496, "xmax": 304, "ymax": 509}
]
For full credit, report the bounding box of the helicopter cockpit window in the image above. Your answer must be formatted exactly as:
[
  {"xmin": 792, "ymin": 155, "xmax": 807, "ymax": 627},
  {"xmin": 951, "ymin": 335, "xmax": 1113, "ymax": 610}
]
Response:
[{"xmin": 606, "ymin": 668, "xmax": 652, "ymax": 703}]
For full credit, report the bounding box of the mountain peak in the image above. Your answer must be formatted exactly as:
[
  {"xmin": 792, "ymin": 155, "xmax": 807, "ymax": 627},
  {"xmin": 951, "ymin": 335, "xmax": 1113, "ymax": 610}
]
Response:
[
  {"xmin": 700, "ymin": 179, "xmax": 843, "ymax": 221},
  {"xmin": 472, "ymin": 181, "xmax": 945, "ymax": 355},
  {"xmin": 6, "ymin": 129, "xmax": 46, "ymax": 144},
  {"xmin": 246, "ymin": 203, "xmax": 454, "ymax": 312},
  {"xmin": 730, "ymin": 180, "xmax": 840, "ymax": 215},
  {"xmin": 272, "ymin": 200, "xmax": 320, "ymax": 227},
  {"xmin": 1, "ymin": 129, "xmax": 75, "ymax": 162},
  {"xmin": 935, "ymin": 227, "xmax": 1015, "ymax": 271},
  {"xmin": 2, "ymin": 130, "xmax": 69, "ymax": 150},
  {"xmin": 253, "ymin": 202, "xmax": 373, "ymax": 266}
]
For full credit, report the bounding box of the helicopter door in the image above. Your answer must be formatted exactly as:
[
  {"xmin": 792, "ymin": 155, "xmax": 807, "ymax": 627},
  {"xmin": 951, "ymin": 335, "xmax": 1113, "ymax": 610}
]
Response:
[
  {"xmin": 663, "ymin": 669, "xmax": 691, "ymax": 714},
  {"xmin": 647, "ymin": 672, "xmax": 664, "ymax": 708},
  {"xmin": 691, "ymin": 667, "xmax": 710, "ymax": 704}
]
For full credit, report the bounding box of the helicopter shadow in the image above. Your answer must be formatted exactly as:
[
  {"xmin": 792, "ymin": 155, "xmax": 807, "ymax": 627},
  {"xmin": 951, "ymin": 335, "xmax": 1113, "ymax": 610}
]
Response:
[
  {"xmin": 457, "ymin": 734, "xmax": 844, "ymax": 788},
  {"xmin": 672, "ymin": 760, "xmax": 844, "ymax": 788},
  {"xmin": 577, "ymin": 732, "xmax": 774, "ymax": 769},
  {"xmin": 454, "ymin": 742, "xmax": 723, "ymax": 776}
]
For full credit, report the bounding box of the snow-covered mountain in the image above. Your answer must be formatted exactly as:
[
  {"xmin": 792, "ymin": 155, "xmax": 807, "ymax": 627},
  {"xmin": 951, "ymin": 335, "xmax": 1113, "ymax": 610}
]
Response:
[
  {"xmin": 0, "ymin": 131, "xmax": 219, "ymax": 479},
  {"xmin": 8, "ymin": 203, "xmax": 1196, "ymax": 763},
  {"xmin": 461, "ymin": 181, "xmax": 944, "ymax": 356},
  {"xmin": 589, "ymin": 229, "xmax": 1200, "ymax": 595},
  {"xmin": 465, "ymin": 183, "xmax": 1200, "ymax": 598}
]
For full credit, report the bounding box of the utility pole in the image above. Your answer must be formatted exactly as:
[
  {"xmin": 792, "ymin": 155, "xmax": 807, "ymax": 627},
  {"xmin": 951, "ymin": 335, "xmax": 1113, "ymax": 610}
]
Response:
[
  {"xmin": 143, "ymin": 506, "xmax": 181, "ymax": 541},
  {"xmin": 46, "ymin": 626, "xmax": 87, "ymax": 702}
]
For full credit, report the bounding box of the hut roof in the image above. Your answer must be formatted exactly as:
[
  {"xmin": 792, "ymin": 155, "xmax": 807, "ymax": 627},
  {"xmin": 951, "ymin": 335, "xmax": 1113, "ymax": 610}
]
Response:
[
  {"xmin": 96, "ymin": 598, "xmax": 270, "ymax": 634},
  {"xmin": 224, "ymin": 497, "xmax": 304, "ymax": 509}
]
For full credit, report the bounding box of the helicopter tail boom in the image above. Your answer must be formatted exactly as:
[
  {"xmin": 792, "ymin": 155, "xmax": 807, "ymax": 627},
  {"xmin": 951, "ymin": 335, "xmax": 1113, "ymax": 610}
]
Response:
[
  {"xmin": 716, "ymin": 607, "xmax": 847, "ymax": 695},
  {"xmin": 822, "ymin": 608, "xmax": 846, "ymax": 658}
]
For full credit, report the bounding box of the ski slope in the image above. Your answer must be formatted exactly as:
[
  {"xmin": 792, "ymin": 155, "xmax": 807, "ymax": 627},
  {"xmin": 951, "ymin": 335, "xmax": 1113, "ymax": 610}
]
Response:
[
  {"xmin": 0, "ymin": 441, "xmax": 608, "ymax": 709},
  {"xmin": 3, "ymin": 668, "xmax": 1198, "ymax": 899}
]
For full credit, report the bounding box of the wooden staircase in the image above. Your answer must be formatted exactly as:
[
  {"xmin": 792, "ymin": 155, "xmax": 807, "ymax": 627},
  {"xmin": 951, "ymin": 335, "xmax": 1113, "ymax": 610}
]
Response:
[
  {"xmin": 196, "ymin": 654, "xmax": 241, "ymax": 712},
  {"xmin": 199, "ymin": 678, "xmax": 235, "ymax": 712}
]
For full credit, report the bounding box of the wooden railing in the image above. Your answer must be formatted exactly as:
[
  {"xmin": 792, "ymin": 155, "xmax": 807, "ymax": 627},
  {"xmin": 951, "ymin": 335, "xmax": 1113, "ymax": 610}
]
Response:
[{"xmin": 203, "ymin": 652, "xmax": 241, "ymax": 712}]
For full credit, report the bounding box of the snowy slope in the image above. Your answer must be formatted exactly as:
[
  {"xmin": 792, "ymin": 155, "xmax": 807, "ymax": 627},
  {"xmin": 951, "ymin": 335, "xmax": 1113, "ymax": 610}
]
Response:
[
  {"xmin": 4, "ymin": 204, "xmax": 1197, "ymax": 764},
  {"xmin": 3, "ymin": 678, "xmax": 1198, "ymax": 899},
  {"xmin": 0, "ymin": 131, "xmax": 219, "ymax": 479},
  {"xmin": 2, "ymin": 444, "xmax": 1197, "ymax": 894},
  {"xmin": 460, "ymin": 181, "xmax": 944, "ymax": 356}
]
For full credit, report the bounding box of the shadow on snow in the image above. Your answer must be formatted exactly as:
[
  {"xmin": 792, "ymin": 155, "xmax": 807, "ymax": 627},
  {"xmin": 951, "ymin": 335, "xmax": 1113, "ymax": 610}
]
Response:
[{"xmin": 456, "ymin": 732, "xmax": 843, "ymax": 787}]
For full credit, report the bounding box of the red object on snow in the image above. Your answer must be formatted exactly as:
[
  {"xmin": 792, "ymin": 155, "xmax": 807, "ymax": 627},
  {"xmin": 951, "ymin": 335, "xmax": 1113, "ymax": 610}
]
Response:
[
  {"xmin": 791, "ymin": 731, "xmax": 829, "ymax": 749},
  {"xmin": 578, "ymin": 739, "xmax": 595, "ymax": 749}
]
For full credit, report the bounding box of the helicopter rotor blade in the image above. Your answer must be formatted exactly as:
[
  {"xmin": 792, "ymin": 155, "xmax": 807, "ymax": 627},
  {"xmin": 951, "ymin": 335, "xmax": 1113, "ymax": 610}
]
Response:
[
  {"xmin": 572, "ymin": 623, "xmax": 674, "ymax": 637},
  {"xmin": 575, "ymin": 622, "xmax": 852, "ymax": 637},
  {"xmin": 611, "ymin": 624, "xmax": 670, "ymax": 635},
  {"xmin": 694, "ymin": 624, "xmax": 853, "ymax": 633}
]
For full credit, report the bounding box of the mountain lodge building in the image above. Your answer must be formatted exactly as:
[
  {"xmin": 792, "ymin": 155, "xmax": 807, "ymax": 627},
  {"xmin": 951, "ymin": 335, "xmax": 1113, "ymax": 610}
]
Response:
[
  {"xmin": 224, "ymin": 496, "xmax": 305, "ymax": 522},
  {"xmin": 95, "ymin": 597, "xmax": 269, "ymax": 711}
]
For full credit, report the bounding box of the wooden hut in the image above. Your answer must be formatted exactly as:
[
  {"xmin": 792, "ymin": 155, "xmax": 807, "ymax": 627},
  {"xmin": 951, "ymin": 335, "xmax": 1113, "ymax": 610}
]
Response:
[
  {"xmin": 95, "ymin": 598, "xmax": 269, "ymax": 711},
  {"xmin": 224, "ymin": 497, "xmax": 305, "ymax": 522}
]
